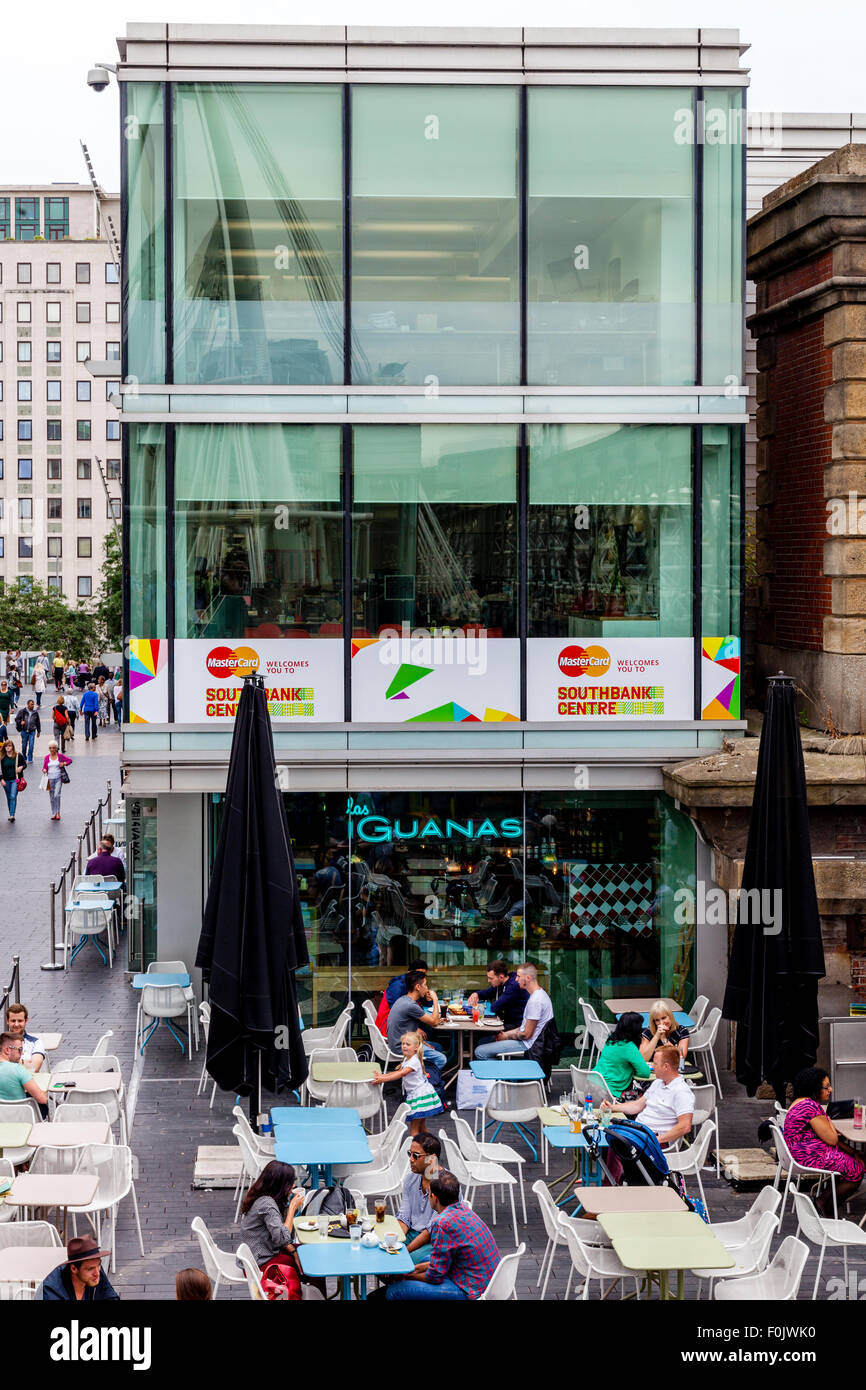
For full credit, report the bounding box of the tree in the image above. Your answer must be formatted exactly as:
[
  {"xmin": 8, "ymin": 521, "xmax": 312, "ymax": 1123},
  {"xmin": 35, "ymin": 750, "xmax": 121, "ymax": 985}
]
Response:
[
  {"xmin": 0, "ymin": 580, "xmax": 102, "ymax": 655},
  {"xmin": 95, "ymin": 530, "xmax": 122, "ymax": 650}
]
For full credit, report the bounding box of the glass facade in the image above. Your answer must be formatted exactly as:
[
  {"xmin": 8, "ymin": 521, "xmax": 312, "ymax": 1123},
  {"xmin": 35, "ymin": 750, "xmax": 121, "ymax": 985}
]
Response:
[
  {"xmin": 702, "ymin": 90, "xmax": 745, "ymax": 387},
  {"xmin": 702, "ymin": 425, "xmax": 742, "ymax": 637},
  {"xmin": 125, "ymin": 82, "xmax": 166, "ymax": 383},
  {"xmin": 128, "ymin": 423, "xmax": 167, "ymax": 638}
]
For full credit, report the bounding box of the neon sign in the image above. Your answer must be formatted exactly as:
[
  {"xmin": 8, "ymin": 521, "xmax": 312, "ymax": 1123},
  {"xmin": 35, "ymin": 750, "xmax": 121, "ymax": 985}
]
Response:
[{"xmin": 345, "ymin": 799, "xmax": 521, "ymax": 844}]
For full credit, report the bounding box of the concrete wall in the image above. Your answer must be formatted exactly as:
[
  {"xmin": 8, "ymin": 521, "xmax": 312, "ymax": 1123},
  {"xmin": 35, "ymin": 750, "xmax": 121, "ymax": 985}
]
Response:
[
  {"xmin": 156, "ymin": 793, "xmax": 205, "ymax": 987},
  {"xmin": 695, "ymin": 831, "xmax": 730, "ymax": 1068}
]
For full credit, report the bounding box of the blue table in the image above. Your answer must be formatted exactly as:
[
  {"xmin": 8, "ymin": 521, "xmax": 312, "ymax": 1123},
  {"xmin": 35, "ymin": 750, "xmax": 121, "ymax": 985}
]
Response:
[
  {"xmin": 470, "ymin": 1060, "xmax": 545, "ymax": 1081},
  {"xmin": 131, "ymin": 973, "xmax": 191, "ymax": 989},
  {"xmin": 296, "ymin": 1240, "xmax": 413, "ymax": 1299},
  {"xmin": 543, "ymin": 1126, "xmax": 611, "ymax": 1202},
  {"xmin": 73, "ymin": 880, "xmax": 121, "ymax": 894},
  {"xmin": 629, "ymin": 1011, "xmax": 694, "ymax": 1030},
  {"xmin": 274, "ymin": 1131, "xmax": 371, "ymax": 1187},
  {"xmin": 270, "ymin": 1106, "xmax": 360, "ymax": 1127}
]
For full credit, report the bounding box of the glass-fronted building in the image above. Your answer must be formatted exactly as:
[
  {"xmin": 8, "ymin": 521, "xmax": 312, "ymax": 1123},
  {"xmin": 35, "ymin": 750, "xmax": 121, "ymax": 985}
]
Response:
[{"xmin": 118, "ymin": 25, "xmax": 748, "ymax": 1052}]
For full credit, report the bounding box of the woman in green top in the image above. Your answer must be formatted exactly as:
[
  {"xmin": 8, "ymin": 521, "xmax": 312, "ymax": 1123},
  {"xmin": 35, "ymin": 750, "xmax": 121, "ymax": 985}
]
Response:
[
  {"xmin": 595, "ymin": 1011, "xmax": 653, "ymax": 1100},
  {"xmin": 0, "ymin": 738, "xmax": 26, "ymax": 823}
]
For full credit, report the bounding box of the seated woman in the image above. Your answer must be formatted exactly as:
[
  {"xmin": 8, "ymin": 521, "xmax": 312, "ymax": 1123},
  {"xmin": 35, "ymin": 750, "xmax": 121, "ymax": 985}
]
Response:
[
  {"xmin": 594, "ymin": 1011, "xmax": 653, "ymax": 1100},
  {"xmin": 783, "ymin": 1066, "xmax": 865, "ymax": 1216},
  {"xmin": 239, "ymin": 1160, "xmax": 306, "ymax": 1271},
  {"xmin": 639, "ymin": 1000, "xmax": 690, "ymax": 1065}
]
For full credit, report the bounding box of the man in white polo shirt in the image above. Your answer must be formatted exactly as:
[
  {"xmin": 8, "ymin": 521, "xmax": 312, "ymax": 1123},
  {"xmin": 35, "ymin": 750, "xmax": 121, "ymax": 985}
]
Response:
[{"xmin": 604, "ymin": 1043, "xmax": 693, "ymax": 1147}]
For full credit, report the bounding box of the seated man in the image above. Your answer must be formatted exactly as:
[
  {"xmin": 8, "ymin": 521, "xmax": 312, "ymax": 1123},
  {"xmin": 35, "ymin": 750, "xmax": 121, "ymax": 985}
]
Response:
[
  {"xmin": 602, "ymin": 1043, "xmax": 694, "ymax": 1147},
  {"xmin": 374, "ymin": 958, "xmax": 429, "ymax": 1034},
  {"xmin": 5, "ymin": 1001, "xmax": 46, "ymax": 1073},
  {"xmin": 101, "ymin": 831, "xmax": 125, "ymax": 868},
  {"xmin": 467, "ymin": 959, "xmax": 529, "ymax": 1030},
  {"xmin": 385, "ymin": 1169, "xmax": 499, "ymax": 1300},
  {"xmin": 474, "ymin": 962, "xmax": 552, "ymax": 1061},
  {"xmin": 0, "ymin": 1031, "xmax": 49, "ymax": 1106},
  {"xmin": 397, "ymin": 1132, "xmax": 443, "ymax": 1264},
  {"xmin": 85, "ymin": 837, "xmax": 126, "ymax": 884},
  {"xmin": 387, "ymin": 968, "xmax": 447, "ymax": 1071},
  {"xmin": 39, "ymin": 1237, "xmax": 119, "ymax": 1302}
]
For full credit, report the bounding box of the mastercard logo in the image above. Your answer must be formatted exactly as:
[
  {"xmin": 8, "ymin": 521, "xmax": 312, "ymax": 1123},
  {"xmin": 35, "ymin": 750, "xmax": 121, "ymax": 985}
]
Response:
[
  {"xmin": 205, "ymin": 646, "xmax": 260, "ymax": 680},
  {"xmin": 558, "ymin": 644, "xmax": 611, "ymax": 679}
]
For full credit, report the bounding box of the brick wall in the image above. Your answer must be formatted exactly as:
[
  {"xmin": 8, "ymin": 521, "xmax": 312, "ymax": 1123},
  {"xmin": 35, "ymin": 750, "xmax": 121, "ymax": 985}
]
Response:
[
  {"xmin": 836, "ymin": 816, "xmax": 866, "ymax": 852},
  {"xmin": 852, "ymin": 950, "xmax": 866, "ymax": 998}
]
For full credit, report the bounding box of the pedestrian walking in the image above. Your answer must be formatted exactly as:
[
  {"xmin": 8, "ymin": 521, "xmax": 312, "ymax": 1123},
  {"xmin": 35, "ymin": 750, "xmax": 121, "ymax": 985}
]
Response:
[
  {"xmin": 65, "ymin": 661, "xmax": 76, "ymax": 692},
  {"xmin": 32, "ymin": 664, "xmax": 46, "ymax": 708},
  {"xmin": 41, "ymin": 741, "xmax": 71, "ymax": 821},
  {"xmin": 0, "ymin": 738, "xmax": 26, "ymax": 823},
  {"xmin": 52, "ymin": 652, "xmax": 65, "ymax": 691},
  {"xmin": 8, "ymin": 668, "xmax": 21, "ymax": 710},
  {"xmin": 14, "ymin": 700, "xmax": 40, "ymax": 764},
  {"xmin": 113, "ymin": 682, "xmax": 124, "ymax": 727},
  {"xmin": 52, "ymin": 694, "xmax": 72, "ymax": 748},
  {"xmin": 0, "ymin": 680, "xmax": 12, "ymax": 732},
  {"xmin": 76, "ymin": 661, "xmax": 90, "ymax": 691},
  {"xmin": 64, "ymin": 690, "xmax": 78, "ymax": 740},
  {"xmin": 96, "ymin": 677, "xmax": 109, "ymax": 727},
  {"xmin": 80, "ymin": 683, "xmax": 100, "ymax": 741}
]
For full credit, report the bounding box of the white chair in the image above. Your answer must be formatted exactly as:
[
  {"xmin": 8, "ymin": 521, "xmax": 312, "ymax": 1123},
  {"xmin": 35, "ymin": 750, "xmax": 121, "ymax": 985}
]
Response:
[
  {"xmin": 686, "ymin": 994, "xmax": 710, "ymax": 1030},
  {"xmin": 558, "ymin": 1212, "xmax": 640, "ymax": 1301},
  {"xmin": 54, "ymin": 1061, "xmax": 128, "ymax": 1146},
  {"xmin": 481, "ymin": 1080, "xmax": 545, "ymax": 1174},
  {"xmin": 794, "ymin": 1191, "xmax": 866, "ymax": 1300},
  {"xmin": 453, "ymin": 1113, "xmax": 527, "ymax": 1224},
  {"xmin": 333, "ymin": 1119, "xmax": 405, "ymax": 1182},
  {"xmin": 365, "ymin": 1016, "xmax": 403, "ymax": 1072},
  {"xmin": 191, "ymin": 1216, "xmax": 247, "ymax": 1299},
  {"xmin": 73, "ymin": 1144, "xmax": 145, "ymax": 1273},
  {"xmin": 149, "ymin": 960, "xmax": 199, "ymax": 1049},
  {"xmin": 197, "ymin": 1002, "xmax": 218, "ymax": 1107},
  {"xmin": 0, "ymin": 1220, "xmax": 62, "ymax": 1297},
  {"xmin": 714, "ymin": 1236, "xmax": 809, "ymax": 1301},
  {"xmin": 29, "ymin": 1145, "xmax": 88, "ymax": 1178},
  {"xmin": 136, "ymin": 977, "xmax": 194, "ymax": 1060},
  {"xmin": 0, "ymin": 1099, "xmax": 40, "ymax": 1165},
  {"xmin": 361, "ymin": 999, "xmax": 379, "ymax": 1032},
  {"xmin": 0, "ymin": 1158, "xmax": 16, "ymax": 1223},
  {"xmin": 367, "ymin": 1104, "xmax": 409, "ymax": 1153},
  {"xmin": 771, "ymin": 1120, "xmax": 840, "ymax": 1220},
  {"xmin": 477, "ymin": 1243, "xmax": 525, "ymax": 1300},
  {"xmin": 687, "ymin": 1007, "xmax": 723, "ymax": 1096},
  {"xmin": 232, "ymin": 1106, "xmax": 275, "ymax": 1159},
  {"xmin": 65, "ymin": 906, "xmax": 113, "ymax": 970},
  {"xmin": 92, "ymin": 1031, "xmax": 114, "ymax": 1057},
  {"xmin": 687, "ymin": 1084, "xmax": 720, "ymax": 1177},
  {"xmin": 665, "ymin": 1119, "xmax": 716, "ymax": 1216},
  {"xmin": 533, "ymin": 1179, "xmax": 571, "ymax": 1300},
  {"xmin": 302, "ymin": 1003, "xmax": 354, "ymax": 1057},
  {"xmin": 692, "ymin": 1209, "xmax": 779, "ymax": 1298},
  {"xmin": 440, "ymin": 1131, "xmax": 518, "ymax": 1245},
  {"xmin": 232, "ymin": 1126, "xmax": 269, "ymax": 1223},
  {"xmin": 235, "ymin": 1242, "xmax": 267, "ymax": 1300},
  {"xmin": 347, "ymin": 1149, "xmax": 409, "ymax": 1209},
  {"xmin": 575, "ymin": 999, "xmax": 611, "ymax": 1070},
  {"xmin": 302, "ymin": 1047, "xmax": 357, "ymax": 1106},
  {"xmin": 569, "ymin": 1066, "xmax": 616, "ymax": 1107},
  {"xmin": 708, "ymin": 1185, "xmax": 781, "ymax": 1248}
]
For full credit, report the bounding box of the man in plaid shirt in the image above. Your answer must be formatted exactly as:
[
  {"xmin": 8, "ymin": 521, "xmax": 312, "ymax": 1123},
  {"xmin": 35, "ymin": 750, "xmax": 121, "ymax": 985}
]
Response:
[{"xmin": 385, "ymin": 1170, "xmax": 500, "ymax": 1300}]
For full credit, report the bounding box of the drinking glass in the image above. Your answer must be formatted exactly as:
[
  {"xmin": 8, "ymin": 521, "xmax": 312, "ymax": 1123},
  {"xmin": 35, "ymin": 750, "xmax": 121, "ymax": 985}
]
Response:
[
  {"xmin": 317, "ymin": 1215, "xmax": 329, "ymax": 1240},
  {"xmin": 375, "ymin": 1198, "xmax": 387, "ymax": 1224},
  {"xmin": 349, "ymin": 1224, "xmax": 362, "ymax": 1249},
  {"xmin": 854, "ymin": 1098, "xmax": 864, "ymax": 1130}
]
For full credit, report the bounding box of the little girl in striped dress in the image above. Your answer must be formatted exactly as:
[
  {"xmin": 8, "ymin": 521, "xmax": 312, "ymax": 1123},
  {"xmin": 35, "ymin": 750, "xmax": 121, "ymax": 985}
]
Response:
[{"xmin": 372, "ymin": 1031, "xmax": 444, "ymax": 1136}]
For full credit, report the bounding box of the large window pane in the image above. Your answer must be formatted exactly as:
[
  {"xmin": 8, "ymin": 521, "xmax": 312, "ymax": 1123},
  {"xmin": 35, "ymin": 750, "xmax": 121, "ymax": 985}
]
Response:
[
  {"xmin": 353, "ymin": 425, "xmax": 518, "ymax": 636},
  {"xmin": 702, "ymin": 90, "xmax": 744, "ymax": 386},
  {"xmin": 351, "ymin": 86, "xmax": 519, "ymax": 386},
  {"xmin": 126, "ymin": 83, "xmax": 166, "ymax": 382},
  {"xmin": 528, "ymin": 424, "xmax": 692, "ymax": 636},
  {"xmin": 129, "ymin": 423, "xmax": 166, "ymax": 637},
  {"xmin": 702, "ymin": 425, "xmax": 741, "ymax": 637},
  {"xmin": 175, "ymin": 424, "xmax": 342, "ymax": 638},
  {"xmin": 528, "ymin": 88, "xmax": 695, "ymax": 385},
  {"xmin": 174, "ymin": 84, "xmax": 343, "ymax": 385}
]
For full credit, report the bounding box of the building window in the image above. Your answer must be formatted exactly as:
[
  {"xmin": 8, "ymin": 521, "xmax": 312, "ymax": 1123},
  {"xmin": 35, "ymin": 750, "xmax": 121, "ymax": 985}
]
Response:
[
  {"xmin": 76, "ymin": 421, "xmax": 91, "ymax": 441},
  {"xmin": 76, "ymin": 303, "xmax": 91, "ymax": 324},
  {"xmin": 47, "ymin": 459, "xmax": 62, "ymax": 480},
  {"xmin": 46, "ymin": 381, "xmax": 61, "ymax": 402},
  {"xmin": 17, "ymin": 459, "xmax": 32, "ymax": 480},
  {"xmin": 46, "ymin": 263, "xmax": 61, "ymax": 285},
  {"xmin": 77, "ymin": 499, "xmax": 92, "ymax": 520},
  {"xmin": 17, "ymin": 380, "xmax": 32, "ymax": 403},
  {"xmin": 16, "ymin": 263, "xmax": 31, "ymax": 284},
  {"xmin": 105, "ymin": 262, "xmax": 120, "ymax": 284},
  {"xmin": 18, "ymin": 537, "xmax": 32, "ymax": 559},
  {"xmin": 18, "ymin": 498, "xmax": 33, "ymax": 520},
  {"xmin": 77, "ymin": 536, "xmax": 92, "ymax": 558},
  {"xmin": 15, "ymin": 197, "xmax": 39, "ymax": 240},
  {"xmin": 47, "ymin": 499, "xmax": 63, "ymax": 520},
  {"xmin": 44, "ymin": 196, "xmax": 69, "ymax": 240},
  {"xmin": 76, "ymin": 342, "xmax": 90, "ymax": 362},
  {"xmin": 0, "ymin": 538, "xmax": 4, "ymax": 559},
  {"xmin": 46, "ymin": 301, "xmax": 61, "ymax": 323},
  {"xmin": 106, "ymin": 421, "xmax": 120, "ymax": 441},
  {"xmin": 16, "ymin": 301, "xmax": 32, "ymax": 324},
  {"xmin": 77, "ymin": 576, "xmax": 92, "ymax": 598},
  {"xmin": 0, "ymin": 197, "xmax": 9, "ymax": 238},
  {"xmin": 76, "ymin": 380, "xmax": 91, "ymax": 403},
  {"xmin": 46, "ymin": 341, "xmax": 60, "ymax": 362},
  {"xmin": 47, "ymin": 421, "xmax": 62, "ymax": 441},
  {"xmin": 105, "ymin": 379, "xmax": 121, "ymax": 401},
  {"xmin": 107, "ymin": 498, "xmax": 121, "ymax": 521},
  {"xmin": 17, "ymin": 422, "xmax": 32, "ymax": 443},
  {"xmin": 75, "ymin": 262, "xmax": 91, "ymax": 284},
  {"xmin": 106, "ymin": 341, "xmax": 121, "ymax": 361},
  {"xmin": 105, "ymin": 302, "xmax": 120, "ymax": 324},
  {"xmin": 106, "ymin": 458, "xmax": 121, "ymax": 480},
  {"xmin": 47, "ymin": 574, "xmax": 61, "ymax": 590},
  {"xmin": 76, "ymin": 459, "xmax": 92, "ymax": 480},
  {"xmin": 48, "ymin": 537, "xmax": 62, "ymax": 558}
]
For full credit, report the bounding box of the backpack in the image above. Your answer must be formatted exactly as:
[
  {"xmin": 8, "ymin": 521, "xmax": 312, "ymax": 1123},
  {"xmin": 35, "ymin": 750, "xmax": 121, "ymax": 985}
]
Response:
[
  {"xmin": 260, "ymin": 1258, "xmax": 302, "ymax": 1301},
  {"xmin": 53, "ymin": 706, "xmax": 68, "ymax": 726},
  {"xmin": 526, "ymin": 1017, "xmax": 563, "ymax": 1080},
  {"xmin": 300, "ymin": 1184, "xmax": 355, "ymax": 1219}
]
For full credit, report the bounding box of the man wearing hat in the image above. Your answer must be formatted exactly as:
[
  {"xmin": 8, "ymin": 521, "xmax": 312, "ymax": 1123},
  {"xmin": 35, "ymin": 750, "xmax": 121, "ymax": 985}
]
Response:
[{"xmin": 38, "ymin": 1237, "xmax": 119, "ymax": 1301}]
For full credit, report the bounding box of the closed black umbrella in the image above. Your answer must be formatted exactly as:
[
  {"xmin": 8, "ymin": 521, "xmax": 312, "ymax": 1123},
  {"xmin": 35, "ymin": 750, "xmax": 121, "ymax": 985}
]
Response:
[
  {"xmin": 196, "ymin": 674, "xmax": 308, "ymax": 1112},
  {"xmin": 723, "ymin": 673, "xmax": 825, "ymax": 1100}
]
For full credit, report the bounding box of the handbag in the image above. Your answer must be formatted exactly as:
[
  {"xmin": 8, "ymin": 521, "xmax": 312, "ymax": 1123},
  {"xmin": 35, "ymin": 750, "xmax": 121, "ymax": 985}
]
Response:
[
  {"xmin": 39, "ymin": 772, "xmax": 49, "ymax": 792},
  {"xmin": 259, "ymin": 1258, "xmax": 302, "ymax": 1301},
  {"xmin": 16, "ymin": 777, "xmax": 26, "ymax": 792},
  {"xmin": 59, "ymin": 765, "xmax": 70, "ymax": 784}
]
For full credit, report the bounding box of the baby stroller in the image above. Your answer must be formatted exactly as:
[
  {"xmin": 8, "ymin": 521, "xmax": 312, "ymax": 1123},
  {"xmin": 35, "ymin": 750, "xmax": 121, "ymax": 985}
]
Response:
[{"xmin": 584, "ymin": 1119, "xmax": 708, "ymax": 1220}]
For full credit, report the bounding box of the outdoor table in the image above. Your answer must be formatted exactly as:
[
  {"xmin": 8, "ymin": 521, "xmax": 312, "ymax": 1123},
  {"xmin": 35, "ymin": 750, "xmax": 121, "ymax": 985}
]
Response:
[
  {"xmin": 104, "ymin": 816, "xmax": 127, "ymax": 836},
  {"xmin": 131, "ymin": 973, "xmax": 191, "ymax": 989},
  {"xmin": 605, "ymin": 997, "xmax": 683, "ymax": 1018},
  {"xmin": 0, "ymin": 1246, "xmax": 66, "ymax": 1285},
  {"xmin": 28, "ymin": 1121, "xmax": 110, "ymax": 1147},
  {"xmin": 543, "ymin": 1126, "xmax": 612, "ymax": 1200},
  {"xmin": 834, "ymin": 1119, "xmax": 866, "ymax": 1145},
  {"xmin": 0, "ymin": 1123, "xmax": 31, "ymax": 1157},
  {"xmin": 66, "ymin": 897, "xmax": 115, "ymax": 912},
  {"xmin": 271, "ymin": 1106, "xmax": 361, "ymax": 1127},
  {"xmin": 439, "ymin": 1009, "xmax": 500, "ymax": 1089},
  {"xmin": 49, "ymin": 1071, "xmax": 122, "ymax": 1093},
  {"xmin": 39, "ymin": 1033, "xmax": 62, "ymax": 1052},
  {"xmin": 6, "ymin": 1172, "xmax": 98, "ymax": 1212},
  {"xmin": 599, "ymin": 1210, "xmax": 734, "ymax": 1300},
  {"xmin": 73, "ymin": 881, "xmax": 120, "ymax": 895},
  {"xmin": 274, "ymin": 1127, "xmax": 372, "ymax": 1186},
  {"xmin": 311, "ymin": 1062, "xmax": 381, "ymax": 1083},
  {"xmin": 296, "ymin": 1238, "xmax": 413, "ymax": 1300},
  {"xmin": 294, "ymin": 1213, "xmax": 403, "ymax": 1246},
  {"xmin": 572, "ymin": 1185, "xmax": 686, "ymax": 1215},
  {"xmin": 469, "ymin": 1060, "xmax": 545, "ymax": 1082}
]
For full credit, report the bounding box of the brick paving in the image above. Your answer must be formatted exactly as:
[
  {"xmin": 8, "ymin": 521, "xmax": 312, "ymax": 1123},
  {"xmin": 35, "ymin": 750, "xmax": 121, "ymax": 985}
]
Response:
[{"xmin": 1, "ymin": 729, "xmax": 860, "ymax": 1301}]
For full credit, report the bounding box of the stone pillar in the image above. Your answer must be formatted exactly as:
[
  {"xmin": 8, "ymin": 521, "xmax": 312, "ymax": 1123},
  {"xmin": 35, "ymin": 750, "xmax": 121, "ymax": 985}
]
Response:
[{"xmin": 747, "ymin": 145, "xmax": 866, "ymax": 732}]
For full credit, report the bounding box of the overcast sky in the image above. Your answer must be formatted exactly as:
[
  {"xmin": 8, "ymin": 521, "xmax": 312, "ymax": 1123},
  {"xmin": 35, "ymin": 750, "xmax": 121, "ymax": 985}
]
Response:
[{"xmin": 2, "ymin": 0, "xmax": 864, "ymax": 187}]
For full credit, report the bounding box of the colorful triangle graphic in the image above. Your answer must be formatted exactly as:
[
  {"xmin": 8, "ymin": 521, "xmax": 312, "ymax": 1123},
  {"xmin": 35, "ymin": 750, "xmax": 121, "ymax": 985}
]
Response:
[
  {"xmin": 483, "ymin": 708, "xmax": 519, "ymax": 722},
  {"xmin": 351, "ymin": 638, "xmax": 380, "ymax": 658},
  {"xmin": 407, "ymin": 702, "xmax": 458, "ymax": 723},
  {"xmin": 386, "ymin": 663, "xmax": 433, "ymax": 699},
  {"xmin": 702, "ymin": 637, "xmax": 725, "ymax": 662}
]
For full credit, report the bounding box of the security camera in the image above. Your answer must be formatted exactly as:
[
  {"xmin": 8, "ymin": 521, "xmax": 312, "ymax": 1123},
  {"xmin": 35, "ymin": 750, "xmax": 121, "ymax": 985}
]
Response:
[{"xmin": 87, "ymin": 67, "xmax": 112, "ymax": 92}]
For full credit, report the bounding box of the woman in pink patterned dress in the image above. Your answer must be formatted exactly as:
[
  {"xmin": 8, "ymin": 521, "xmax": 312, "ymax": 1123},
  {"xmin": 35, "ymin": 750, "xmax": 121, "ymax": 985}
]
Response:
[{"xmin": 783, "ymin": 1067, "xmax": 864, "ymax": 1215}]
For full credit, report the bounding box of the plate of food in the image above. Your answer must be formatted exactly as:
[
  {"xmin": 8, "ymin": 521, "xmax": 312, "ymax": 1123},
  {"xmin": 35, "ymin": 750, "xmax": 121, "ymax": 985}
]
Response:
[
  {"xmin": 294, "ymin": 1218, "xmax": 319, "ymax": 1232},
  {"xmin": 481, "ymin": 1018, "xmax": 501, "ymax": 1027}
]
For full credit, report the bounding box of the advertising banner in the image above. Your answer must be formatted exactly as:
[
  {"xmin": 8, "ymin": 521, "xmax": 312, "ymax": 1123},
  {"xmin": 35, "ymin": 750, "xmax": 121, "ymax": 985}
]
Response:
[
  {"xmin": 173, "ymin": 639, "xmax": 345, "ymax": 723},
  {"xmin": 351, "ymin": 633, "xmax": 520, "ymax": 723},
  {"xmin": 701, "ymin": 636, "xmax": 740, "ymax": 720},
  {"xmin": 128, "ymin": 639, "xmax": 170, "ymax": 724},
  {"xmin": 527, "ymin": 637, "xmax": 693, "ymax": 721}
]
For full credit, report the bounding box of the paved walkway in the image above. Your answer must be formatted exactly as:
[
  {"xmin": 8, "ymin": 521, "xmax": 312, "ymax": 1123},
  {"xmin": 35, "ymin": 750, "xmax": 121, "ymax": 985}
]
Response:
[{"xmin": 0, "ymin": 727, "xmax": 859, "ymax": 1299}]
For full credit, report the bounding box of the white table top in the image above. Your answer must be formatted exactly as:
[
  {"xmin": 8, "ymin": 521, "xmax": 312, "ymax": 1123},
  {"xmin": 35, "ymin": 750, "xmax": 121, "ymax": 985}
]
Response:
[
  {"xmin": 0, "ymin": 1246, "xmax": 66, "ymax": 1282},
  {"xmin": 50, "ymin": 1071, "xmax": 121, "ymax": 1093},
  {"xmin": 6, "ymin": 1172, "xmax": 98, "ymax": 1208},
  {"xmin": 28, "ymin": 1121, "xmax": 110, "ymax": 1147}
]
